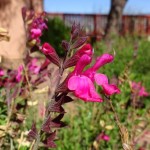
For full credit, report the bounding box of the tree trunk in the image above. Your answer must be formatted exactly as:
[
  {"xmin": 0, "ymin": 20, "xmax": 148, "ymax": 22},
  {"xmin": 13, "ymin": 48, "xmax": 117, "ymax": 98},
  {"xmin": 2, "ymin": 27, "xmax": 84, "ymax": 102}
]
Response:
[{"xmin": 104, "ymin": 0, "xmax": 128, "ymax": 40}]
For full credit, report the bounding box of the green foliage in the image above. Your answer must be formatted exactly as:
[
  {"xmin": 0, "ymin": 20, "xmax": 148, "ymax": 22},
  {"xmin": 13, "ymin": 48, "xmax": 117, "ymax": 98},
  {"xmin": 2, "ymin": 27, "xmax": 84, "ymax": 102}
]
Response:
[
  {"xmin": 1, "ymin": 36, "xmax": 150, "ymax": 149},
  {"xmin": 56, "ymin": 101, "xmax": 122, "ymax": 150},
  {"xmin": 95, "ymin": 36, "xmax": 150, "ymax": 89},
  {"xmin": 41, "ymin": 17, "xmax": 70, "ymax": 56}
]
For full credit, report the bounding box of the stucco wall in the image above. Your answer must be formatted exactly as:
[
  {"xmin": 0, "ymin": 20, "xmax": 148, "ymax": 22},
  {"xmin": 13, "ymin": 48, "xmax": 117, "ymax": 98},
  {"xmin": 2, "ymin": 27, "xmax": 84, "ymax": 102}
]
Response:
[{"xmin": 0, "ymin": 0, "xmax": 43, "ymax": 69}]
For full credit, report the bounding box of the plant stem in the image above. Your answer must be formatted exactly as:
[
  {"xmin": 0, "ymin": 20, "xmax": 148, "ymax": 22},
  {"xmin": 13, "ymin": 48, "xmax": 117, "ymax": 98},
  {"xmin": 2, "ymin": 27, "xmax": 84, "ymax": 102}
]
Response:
[
  {"xmin": 32, "ymin": 134, "xmax": 41, "ymax": 150},
  {"xmin": 105, "ymin": 96, "xmax": 133, "ymax": 150},
  {"xmin": 32, "ymin": 40, "xmax": 73, "ymax": 150}
]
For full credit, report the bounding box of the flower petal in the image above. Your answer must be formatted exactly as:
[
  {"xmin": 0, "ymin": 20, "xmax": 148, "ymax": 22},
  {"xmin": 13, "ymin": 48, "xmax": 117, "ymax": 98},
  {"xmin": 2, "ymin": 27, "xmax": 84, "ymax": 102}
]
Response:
[
  {"xmin": 74, "ymin": 54, "xmax": 91, "ymax": 75},
  {"xmin": 75, "ymin": 44, "xmax": 93, "ymax": 57},
  {"xmin": 102, "ymin": 84, "xmax": 120, "ymax": 96},
  {"xmin": 68, "ymin": 75, "xmax": 102, "ymax": 102},
  {"xmin": 68, "ymin": 76, "xmax": 79, "ymax": 90},
  {"xmin": 92, "ymin": 54, "xmax": 114, "ymax": 71},
  {"xmin": 94, "ymin": 73, "xmax": 108, "ymax": 85}
]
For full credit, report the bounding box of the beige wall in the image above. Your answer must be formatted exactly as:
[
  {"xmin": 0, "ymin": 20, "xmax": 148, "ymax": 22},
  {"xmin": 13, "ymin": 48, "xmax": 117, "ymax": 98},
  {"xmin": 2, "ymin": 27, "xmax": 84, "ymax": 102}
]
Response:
[{"xmin": 0, "ymin": 0, "xmax": 43, "ymax": 69}]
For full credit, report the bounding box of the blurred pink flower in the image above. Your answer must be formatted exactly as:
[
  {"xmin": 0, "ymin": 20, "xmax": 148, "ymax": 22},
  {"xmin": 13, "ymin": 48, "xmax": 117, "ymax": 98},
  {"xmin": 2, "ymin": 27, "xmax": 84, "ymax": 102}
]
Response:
[
  {"xmin": 28, "ymin": 58, "xmax": 40, "ymax": 74},
  {"xmin": 16, "ymin": 65, "xmax": 23, "ymax": 82},
  {"xmin": 131, "ymin": 81, "xmax": 149, "ymax": 97},
  {"xmin": 96, "ymin": 132, "xmax": 110, "ymax": 141},
  {"xmin": 101, "ymin": 134, "xmax": 110, "ymax": 141},
  {"xmin": 0, "ymin": 68, "xmax": 4, "ymax": 76},
  {"xmin": 29, "ymin": 16, "xmax": 47, "ymax": 43},
  {"xmin": 30, "ymin": 28, "xmax": 42, "ymax": 39}
]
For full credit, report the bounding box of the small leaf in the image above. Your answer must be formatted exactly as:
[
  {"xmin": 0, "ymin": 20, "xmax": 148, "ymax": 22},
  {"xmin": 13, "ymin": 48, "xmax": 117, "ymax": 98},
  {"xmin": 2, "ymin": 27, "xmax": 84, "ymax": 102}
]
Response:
[
  {"xmin": 48, "ymin": 99, "xmax": 65, "ymax": 113},
  {"xmin": 27, "ymin": 122, "xmax": 38, "ymax": 141},
  {"xmin": 51, "ymin": 114, "xmax": 66, "ymax": 128},
  {"xmin": 43, "ymin": 131, "xmax": 57, "ymax": 148},
  {"xmin": 42, "ymin": 116, "xmax": 52, "ymax": 133}
]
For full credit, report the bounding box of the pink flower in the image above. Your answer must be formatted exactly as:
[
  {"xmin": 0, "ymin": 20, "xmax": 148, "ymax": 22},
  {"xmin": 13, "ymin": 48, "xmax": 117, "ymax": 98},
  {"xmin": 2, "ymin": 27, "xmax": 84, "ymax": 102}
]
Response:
[
  {"xmin": 67, "ymin": 53, "xmax": 120, "ymax": 101},
  {"xmin": 67, "ymin": 52, "xmax": 120, "ymax": 102},
  {"xmin": 96, "ymin": 132, "xmax": 110, "ymax": 141},
  {"xmin": 0, "ymin": 68, "xmax": 4, "ymax": 76},
  {"xmin": 29, "ymin": 15, "xmax": 47, "ymax": 43},
  {"xmin": 101, "ymin": 134, "xmax": 110, "ymax": 141},
  {"xmin": 28, "ymin": 58, "xmax": 40, "ymax": 74},
  {"xmin": 16, "ymin": 65, "xmax": 23, "ymax": 82},
  {"xmin": 131, "ymin": 82, "xmax": 149, "ymax": 97},
  {"xmin": 30, "ymin": 28, "xmax": 42, "ymax": 39},
  {"xmin": 42, "ymin": 43, "xmax": 55, "ymax": 55},
  {"xmin": 68, "ymin": 54, "xmax": 102, "ymax": 102},
  {"xmin": 83, "ymin": 54, "xmax": 120, "ymax": 95}
]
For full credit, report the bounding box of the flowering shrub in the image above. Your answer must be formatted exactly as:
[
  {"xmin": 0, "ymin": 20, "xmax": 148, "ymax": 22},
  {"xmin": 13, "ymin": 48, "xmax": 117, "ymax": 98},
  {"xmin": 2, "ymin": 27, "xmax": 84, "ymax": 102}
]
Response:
[
  {"xmin": 21, "ymin": 9, "xmax": 123, "ymax": 149},
  {"xmin": 0, "ymin": 8, "xmax": 149, "ymax": 150}
]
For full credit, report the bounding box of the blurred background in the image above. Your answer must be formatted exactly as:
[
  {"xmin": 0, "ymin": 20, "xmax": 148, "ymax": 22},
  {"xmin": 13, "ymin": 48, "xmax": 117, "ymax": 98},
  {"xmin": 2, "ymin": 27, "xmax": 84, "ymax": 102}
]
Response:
[{"xmin": 0, "ymin": 0, "xmax": 150, "ymax": 150}]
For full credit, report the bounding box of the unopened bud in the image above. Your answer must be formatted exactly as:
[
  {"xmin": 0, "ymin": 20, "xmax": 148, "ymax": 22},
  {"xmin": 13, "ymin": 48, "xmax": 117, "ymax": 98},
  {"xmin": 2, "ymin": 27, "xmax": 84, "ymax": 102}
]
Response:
[
  {"xmin": 41, "ymin": 43, "xmax": 60, "ymax": 67},
  {"xmin": 72, "ymin": 36, "xmax": 87, "ymax": 49},
  {"xmin": 71, "ymin": 23, "xmax": 80, "ymax": 40}
]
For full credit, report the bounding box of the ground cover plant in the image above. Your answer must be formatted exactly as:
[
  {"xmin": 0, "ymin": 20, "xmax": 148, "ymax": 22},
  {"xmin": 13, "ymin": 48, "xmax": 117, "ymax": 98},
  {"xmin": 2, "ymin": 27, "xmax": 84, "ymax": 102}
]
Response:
[{"xmin": 0, "ymin": 8, "xmax": 150, "ymax": 150}]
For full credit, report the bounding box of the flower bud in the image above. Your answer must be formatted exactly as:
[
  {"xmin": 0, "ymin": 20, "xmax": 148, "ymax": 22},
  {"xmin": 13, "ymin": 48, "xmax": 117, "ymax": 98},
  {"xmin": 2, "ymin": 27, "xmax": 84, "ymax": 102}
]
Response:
[
  {"xmin": 71, "ymin": 37, "xmax": 87, "ymax": 49},
  {"xmin": 41, "ymin": 43, "xmax": 60, "ymax": 67},
  {"xmin": 71, "ymin": 23, "xmax": 80, "ymax": 40}
]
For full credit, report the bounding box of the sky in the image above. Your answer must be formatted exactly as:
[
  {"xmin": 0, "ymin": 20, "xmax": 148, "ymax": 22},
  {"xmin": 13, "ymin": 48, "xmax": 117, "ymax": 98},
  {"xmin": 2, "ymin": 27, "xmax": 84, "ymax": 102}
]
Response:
[{"xmin": 44, "ymin": 0, "xmax": 150, "ymax": 14}]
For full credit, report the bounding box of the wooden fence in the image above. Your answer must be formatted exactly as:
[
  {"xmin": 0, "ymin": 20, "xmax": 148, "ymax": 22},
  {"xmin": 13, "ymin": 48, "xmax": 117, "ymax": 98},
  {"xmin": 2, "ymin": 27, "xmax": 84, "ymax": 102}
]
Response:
[{"xmin": 47, "ymin": 13, "xmax": 150, "ymax": 40}]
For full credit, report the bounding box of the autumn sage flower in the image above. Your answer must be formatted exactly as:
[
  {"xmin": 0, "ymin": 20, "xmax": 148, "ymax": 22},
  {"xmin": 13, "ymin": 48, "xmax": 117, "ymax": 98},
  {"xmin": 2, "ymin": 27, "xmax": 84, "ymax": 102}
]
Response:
[
  {"xmin": 16, "ymin": 65, "xmax": 24, "ymax": 82},
  {"xmin": 0, "ymin": 68, "xmax": 4, "ymax": 76},
  {"xmin": 131, "ymin": 81, "xmax": 149, "ymax": 97},
  {"xmin": 28, "ymin": 58, "xmax": 40, "ymax": 74},
  {"xmin": 68, "ymin": 54, "xmax": 102, "ymax": 102},
  {"xmin": 29, "ymin": 15, "xmax": 47, "ymax": 43},
  {"xmin": 68, "ymin": 53, "xmax": 120, "ymax": 102}
]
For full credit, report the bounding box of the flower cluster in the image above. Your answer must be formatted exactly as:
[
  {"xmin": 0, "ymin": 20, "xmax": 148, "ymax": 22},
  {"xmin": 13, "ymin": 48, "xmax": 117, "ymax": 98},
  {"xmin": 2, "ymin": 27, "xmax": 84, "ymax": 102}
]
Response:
[
  {"xmin": 41, "ymin": 42, "xmax": 120, "ymax": 103},
  {"xmin": 29, "ymin": 15, "xmax": 47, "ymax": 43},
  {"xmin": 22, "ymin": 7, "xmax": 47, "ymax": 44},
  {"xmin": 0, "ymin": 58, "xmax": 49, "ymax": 104}
]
